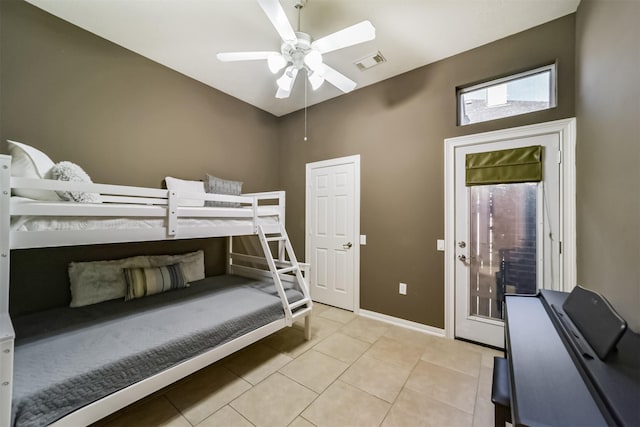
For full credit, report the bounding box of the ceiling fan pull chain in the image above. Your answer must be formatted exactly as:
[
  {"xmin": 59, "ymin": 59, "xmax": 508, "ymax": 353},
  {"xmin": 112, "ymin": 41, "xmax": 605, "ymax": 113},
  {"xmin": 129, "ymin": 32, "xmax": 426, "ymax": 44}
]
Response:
[{"xmin": 304, "ymin": 70, "xmax": 308, "ymax": 141}]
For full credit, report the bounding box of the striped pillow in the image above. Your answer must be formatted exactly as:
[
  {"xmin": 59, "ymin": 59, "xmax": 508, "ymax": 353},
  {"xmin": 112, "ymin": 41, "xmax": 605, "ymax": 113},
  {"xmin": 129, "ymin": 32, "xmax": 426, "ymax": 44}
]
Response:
[{"xmin": 123, "ymin": 263, "xmax": 188, "ymax": 301}]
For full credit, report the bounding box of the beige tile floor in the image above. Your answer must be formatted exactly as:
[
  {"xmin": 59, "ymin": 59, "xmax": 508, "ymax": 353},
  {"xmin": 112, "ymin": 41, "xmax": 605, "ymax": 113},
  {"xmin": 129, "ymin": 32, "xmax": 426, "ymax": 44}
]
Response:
[{"xmin": 94, "ymin": 303, "xmax": 503, "ymax": 427}]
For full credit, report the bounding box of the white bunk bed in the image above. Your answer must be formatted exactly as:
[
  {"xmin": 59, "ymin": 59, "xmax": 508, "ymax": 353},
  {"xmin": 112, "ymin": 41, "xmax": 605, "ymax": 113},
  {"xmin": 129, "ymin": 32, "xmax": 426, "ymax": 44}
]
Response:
[{"xmin": 0, "ymin": 154, "xmax": 313, "ymax": 427}]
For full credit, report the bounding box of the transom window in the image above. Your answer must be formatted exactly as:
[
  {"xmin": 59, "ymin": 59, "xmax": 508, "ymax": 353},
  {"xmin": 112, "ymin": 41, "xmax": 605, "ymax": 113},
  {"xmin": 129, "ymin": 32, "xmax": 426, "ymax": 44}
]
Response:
[{"xmin": 458, "ymin": 64, "xmax": 557, "ymax": 126}]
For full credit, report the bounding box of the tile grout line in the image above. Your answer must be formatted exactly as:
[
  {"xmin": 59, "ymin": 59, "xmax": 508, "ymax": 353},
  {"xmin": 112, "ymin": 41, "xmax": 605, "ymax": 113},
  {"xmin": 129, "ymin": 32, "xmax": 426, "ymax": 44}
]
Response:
[
  {"xmin": 376, "ymin": 339, "xmax": 427, "ymax": 426},
  {"xmin": 279, "ymin": 312, "xmax": 396, "ymax": 425},
  {"xmin": 317, "ymin": 326, "xmax": 400, "ymax": 426},
  {"xmin": 158, "ymin": 394, "xmax": 195, "ymax": 427},
  {"xmin": 228, "ymin": 404, "xmax": 257, "ymax": 427},
  {"xmin": 280, "ymin": 315, "xmax": 373, "ymax": 424}
]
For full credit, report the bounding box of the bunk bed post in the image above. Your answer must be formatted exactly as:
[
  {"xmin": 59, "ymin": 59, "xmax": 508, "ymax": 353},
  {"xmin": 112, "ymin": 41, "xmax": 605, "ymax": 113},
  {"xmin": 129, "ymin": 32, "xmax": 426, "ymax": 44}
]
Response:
[
  {"xmin": 0, "ymin": 156, "xmax": 11, "ymax": 323},
  {"xmin": 0, "ymin": 155, "xmax": 15, "ymax": 427},
  {"xmin": 278, "ymin": 192, "xmax": 286, "ymax": 262},
  {"xmin": 226, "ymin": 236, "xmax": 233, "ymax": 274},
  {"xmin": 167, "ymin": 190, "xmax": 178, "ymax": 236}
]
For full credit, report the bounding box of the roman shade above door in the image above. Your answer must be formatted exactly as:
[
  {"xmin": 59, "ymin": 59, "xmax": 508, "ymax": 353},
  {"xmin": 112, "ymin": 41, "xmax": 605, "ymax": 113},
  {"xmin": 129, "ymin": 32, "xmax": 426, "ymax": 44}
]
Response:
[{"xmin": 465, "ymin": 145, "xmax": 543, "ymax": 186}]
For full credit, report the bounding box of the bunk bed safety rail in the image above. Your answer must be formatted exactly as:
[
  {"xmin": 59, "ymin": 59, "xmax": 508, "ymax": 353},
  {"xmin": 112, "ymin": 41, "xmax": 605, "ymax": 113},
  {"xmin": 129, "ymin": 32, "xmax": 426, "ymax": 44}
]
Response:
[
  {"xmin": 165, "ymin": 191, "xmax": 256, "ymax": 235},
  {"xmin": 243, "ymin": 191, "xmax": 286, "ymax": 226},
  {"xmin": 11, "ymin": 177, "xmax": 168, "ymax": 201},
  {"xmin": 11, "ymin": 177, "xmax": 258, "ymax": 208}
]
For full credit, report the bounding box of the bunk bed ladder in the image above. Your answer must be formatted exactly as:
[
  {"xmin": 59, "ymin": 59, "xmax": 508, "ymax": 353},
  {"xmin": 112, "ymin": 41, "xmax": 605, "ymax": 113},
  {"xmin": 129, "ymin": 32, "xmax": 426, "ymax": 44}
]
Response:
[{"xmin": 257, "ymin": 224, "xmax": 312, "ymax": 327}]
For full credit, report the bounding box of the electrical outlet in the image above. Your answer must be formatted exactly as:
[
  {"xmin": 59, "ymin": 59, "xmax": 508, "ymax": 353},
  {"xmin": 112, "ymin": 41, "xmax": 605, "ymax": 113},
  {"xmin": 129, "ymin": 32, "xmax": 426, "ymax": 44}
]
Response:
[{"xmin": 399, "ymin": 282, "xmax": 407, "ymax": 295}]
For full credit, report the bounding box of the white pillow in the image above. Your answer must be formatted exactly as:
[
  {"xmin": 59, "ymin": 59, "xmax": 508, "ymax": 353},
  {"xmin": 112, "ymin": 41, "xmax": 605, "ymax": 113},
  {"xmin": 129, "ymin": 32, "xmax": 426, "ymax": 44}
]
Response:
[
  {"xmin": 68, "ymin": 250, "xmax": 205, "ymax": 307},
  {"xmin": 48, "ymin": 161, "xmax": 102, "ymax": 203},
  {"xmin": 7, "ymin": 140, "xmax": 61, "ymax": 201},
  {"xmin": 165, "ymin": 176, "xmax": 206, "ymax": 207}
]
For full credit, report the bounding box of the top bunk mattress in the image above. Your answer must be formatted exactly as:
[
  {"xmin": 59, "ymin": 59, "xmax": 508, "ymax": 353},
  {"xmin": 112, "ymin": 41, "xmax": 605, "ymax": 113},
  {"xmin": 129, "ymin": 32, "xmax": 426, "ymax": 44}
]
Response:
[{"xmin": 11, "ymin": 274, "xmax": 303, "ymax": 427}]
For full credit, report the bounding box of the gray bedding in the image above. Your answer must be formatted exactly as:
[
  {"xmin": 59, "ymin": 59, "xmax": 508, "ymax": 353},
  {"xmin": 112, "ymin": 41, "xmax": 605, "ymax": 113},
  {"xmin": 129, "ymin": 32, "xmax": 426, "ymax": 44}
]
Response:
[{"xmin": 11, "ymin": 274, "xmax": 302, "ymax": 427}]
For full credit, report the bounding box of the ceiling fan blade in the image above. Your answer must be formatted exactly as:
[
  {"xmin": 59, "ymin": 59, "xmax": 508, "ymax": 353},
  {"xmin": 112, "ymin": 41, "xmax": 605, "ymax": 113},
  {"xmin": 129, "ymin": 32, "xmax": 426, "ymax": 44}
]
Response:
[
  {"xmin": 257, "ymin": 0, "xmax": 297, "ymax": 43},
  {"xmin": 321, "ymin": 64, "xmax": 357, "ymax": 93},
  {"xmin": 311, "ymin": 20, "xmax": 376, "ymax": 54},
  {"xmin": 216, "ymin": 51, "xmax": 278, "ymax": 62}
]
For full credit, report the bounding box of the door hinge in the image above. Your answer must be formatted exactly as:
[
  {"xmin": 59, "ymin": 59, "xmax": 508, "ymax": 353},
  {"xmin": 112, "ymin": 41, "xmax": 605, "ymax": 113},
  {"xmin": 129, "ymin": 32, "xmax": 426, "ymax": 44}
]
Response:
[
  {"xmin": 558, "ymin": 150, "xmax": 562, "ymax": 164},
  {"xmin": 559, "ymin": 241, "xmax": 562, "ymax": 254}
]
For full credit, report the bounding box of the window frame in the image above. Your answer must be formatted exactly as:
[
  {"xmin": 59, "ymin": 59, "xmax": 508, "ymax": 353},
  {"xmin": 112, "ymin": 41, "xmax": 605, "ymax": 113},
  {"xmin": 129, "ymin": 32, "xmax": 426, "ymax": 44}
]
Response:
[{"xmin": 457, "ymin": 63, "xmax": 557, "ymax": 126}]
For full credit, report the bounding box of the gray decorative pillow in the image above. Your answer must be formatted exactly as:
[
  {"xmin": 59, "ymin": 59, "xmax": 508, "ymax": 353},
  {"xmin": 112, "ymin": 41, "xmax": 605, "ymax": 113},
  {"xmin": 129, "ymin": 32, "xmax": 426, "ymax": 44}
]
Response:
[
  {"xmin": 204, "ymin": 174, "xmax": 243, "ymax": 207},
  {"xmin": 48, "ymin": 161, "xmax": 101, "ymax": 203},
  {"xmin": 68, "ymin": 250, "xmax": 205, "ymax": 307}
]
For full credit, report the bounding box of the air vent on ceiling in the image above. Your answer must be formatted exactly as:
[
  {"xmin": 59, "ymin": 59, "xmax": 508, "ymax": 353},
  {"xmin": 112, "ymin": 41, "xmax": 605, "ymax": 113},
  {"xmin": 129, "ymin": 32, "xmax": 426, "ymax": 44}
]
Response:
[{"xmin": 354, "ymin": 51, "xmax": 386, "ymax": 71}]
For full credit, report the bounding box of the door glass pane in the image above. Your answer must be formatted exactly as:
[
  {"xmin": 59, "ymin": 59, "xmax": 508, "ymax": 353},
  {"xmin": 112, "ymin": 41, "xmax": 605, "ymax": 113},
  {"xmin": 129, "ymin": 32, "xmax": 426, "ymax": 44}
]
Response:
[{"xmin": 469, "ymin": 183, "xmax": 537, "ymax": 320}]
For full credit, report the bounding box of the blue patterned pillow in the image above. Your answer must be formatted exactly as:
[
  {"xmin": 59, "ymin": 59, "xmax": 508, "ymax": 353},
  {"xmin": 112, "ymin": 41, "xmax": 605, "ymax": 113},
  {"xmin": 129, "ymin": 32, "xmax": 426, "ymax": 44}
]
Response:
[
  {"xmin": 123, "ymin": 263, "xmax": 188, "ymax": 301},
  {"xmin": 204, "ymin": 174, "xmax": 243, "ymax": 207}
]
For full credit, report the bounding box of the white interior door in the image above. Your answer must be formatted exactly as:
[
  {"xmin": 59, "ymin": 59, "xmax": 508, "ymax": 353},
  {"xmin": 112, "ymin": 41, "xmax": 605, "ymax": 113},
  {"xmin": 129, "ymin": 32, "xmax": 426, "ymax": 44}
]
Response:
[
  {"xmin": 445, "ymin": 119, "xmax": 576, "ymax": 348},
  {"xmin": 306, "ymin": 155, "xmax": 360, "ymax": 311}
]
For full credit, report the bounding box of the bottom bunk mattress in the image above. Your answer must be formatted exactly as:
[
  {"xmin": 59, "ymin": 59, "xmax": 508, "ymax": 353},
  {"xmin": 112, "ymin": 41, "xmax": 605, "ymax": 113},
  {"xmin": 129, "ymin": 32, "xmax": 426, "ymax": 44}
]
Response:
[{"xmin": 11, "ymin": 274, "xmax": 303, "ymax": 427}]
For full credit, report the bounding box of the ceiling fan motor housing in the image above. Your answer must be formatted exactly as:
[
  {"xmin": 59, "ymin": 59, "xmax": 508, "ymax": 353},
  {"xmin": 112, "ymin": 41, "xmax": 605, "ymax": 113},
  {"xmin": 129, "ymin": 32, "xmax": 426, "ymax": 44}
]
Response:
[
  {"xmin": 282, "ymin": 32, "xmax": 314, "ymax": 71},
  {"xmin": 293, "ymin": 0, "xmax": 308, "ymax": 9}
]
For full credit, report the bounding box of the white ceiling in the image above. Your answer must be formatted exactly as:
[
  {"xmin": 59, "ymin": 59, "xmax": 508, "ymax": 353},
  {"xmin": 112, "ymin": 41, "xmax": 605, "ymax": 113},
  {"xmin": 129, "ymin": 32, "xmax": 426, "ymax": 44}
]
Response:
[{"xmin": 26, "ymin": 0, "xmax": 580, "ymax": 117}]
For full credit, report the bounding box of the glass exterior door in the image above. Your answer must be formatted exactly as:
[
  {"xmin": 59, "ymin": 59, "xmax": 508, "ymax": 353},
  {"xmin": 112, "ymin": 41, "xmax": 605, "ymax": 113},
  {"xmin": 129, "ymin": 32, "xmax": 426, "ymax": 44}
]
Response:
[
  {"xmin": 469, "ymin": 183, "xmax": 538, "ymax": 321},
  {"xmin": 454, "ymin": 131, "xmax": 562, "ymax": 348}
]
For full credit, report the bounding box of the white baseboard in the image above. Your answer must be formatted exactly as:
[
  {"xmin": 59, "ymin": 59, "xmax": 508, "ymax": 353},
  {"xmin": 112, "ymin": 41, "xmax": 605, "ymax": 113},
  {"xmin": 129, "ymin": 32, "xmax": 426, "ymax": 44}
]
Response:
[{"xmin": 358, "ymin": 309, "xmax": 446, "ymax": 338}]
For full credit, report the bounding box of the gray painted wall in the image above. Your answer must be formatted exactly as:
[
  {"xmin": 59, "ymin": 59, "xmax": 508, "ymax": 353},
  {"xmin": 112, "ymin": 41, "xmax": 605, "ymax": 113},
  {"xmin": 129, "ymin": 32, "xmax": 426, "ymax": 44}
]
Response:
[
  {"xmin": 575, "ymin": 0, "xmax": 640, "ymax": 331},
  {"xmin": 278, "ymin": 15, "xmax": 576, "ymax": 328}
]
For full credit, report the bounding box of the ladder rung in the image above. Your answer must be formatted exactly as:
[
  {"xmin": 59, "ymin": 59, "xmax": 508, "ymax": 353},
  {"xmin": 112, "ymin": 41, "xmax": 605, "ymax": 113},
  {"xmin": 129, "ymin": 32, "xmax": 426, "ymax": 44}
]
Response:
[
  {"xmin": 266, "ymin": 236, "xmax": 286, "ymax": 242},
  {"xmin": 277, "ymin": 266, "xmax": 299, "ymax": 274},
  {"xmin": 289, "ymin": 299, "xmax": 311, "ymax": 310}
]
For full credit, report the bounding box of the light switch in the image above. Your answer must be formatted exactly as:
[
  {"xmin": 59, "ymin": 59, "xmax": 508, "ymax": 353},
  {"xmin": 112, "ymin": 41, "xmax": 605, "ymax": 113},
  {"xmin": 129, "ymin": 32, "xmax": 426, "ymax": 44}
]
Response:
[
  {"xmin": 437, "ymin": 239, "xmax": 445, "ymax": 251},
  {"xmin": 360, "ymin": 235, "xmax": 367, "ymax": 245}
]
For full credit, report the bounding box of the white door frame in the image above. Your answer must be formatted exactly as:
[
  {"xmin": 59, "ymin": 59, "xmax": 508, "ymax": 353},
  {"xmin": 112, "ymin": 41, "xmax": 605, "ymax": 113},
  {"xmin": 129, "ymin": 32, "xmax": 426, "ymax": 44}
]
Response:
[
  {"xmin": 305, "ymin": 155, "xmax": 361, "ymax": 313},
  {"xmin": 444, "ymin": 118, "xmax": 577, "ymax": 340}
]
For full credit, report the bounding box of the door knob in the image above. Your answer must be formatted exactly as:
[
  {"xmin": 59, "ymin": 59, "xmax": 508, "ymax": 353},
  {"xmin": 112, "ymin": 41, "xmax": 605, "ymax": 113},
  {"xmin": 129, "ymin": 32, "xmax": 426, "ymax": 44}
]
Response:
[
  {"xmin": 458, "ymin": 241, "xmax": 466, "ymax": 248},
  {"xmin": 458, "ymin": 254, "xmax": 467, "ymax": 263},
  {"xmin": 343, "ymin": 242, "xmax": 353, "ymax": 249}
]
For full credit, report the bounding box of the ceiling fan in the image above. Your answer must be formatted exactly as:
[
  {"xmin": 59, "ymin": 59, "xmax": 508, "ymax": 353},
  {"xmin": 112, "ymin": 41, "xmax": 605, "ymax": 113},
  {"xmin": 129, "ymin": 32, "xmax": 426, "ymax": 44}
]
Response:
[{"xmin": 216, "ymin": 0, "xmax": 376, "ymax": 99}]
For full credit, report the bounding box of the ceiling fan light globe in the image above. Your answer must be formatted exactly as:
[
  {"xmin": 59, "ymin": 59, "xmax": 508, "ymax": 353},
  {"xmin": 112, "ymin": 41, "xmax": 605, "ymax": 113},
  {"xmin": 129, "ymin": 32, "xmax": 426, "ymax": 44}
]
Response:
[
  {"xmin": 308, "ymin": 72, "xmax": 324, "ymax": 90},
  {"xmin": 276, "ymin": 73, "xmax": 292, "ymax": 90},
  {"xmin": 267, "ymin": 53, "xmax": 287, "ymax": 74},
  {"xmin": 277, "ymin": 66, "xmax": 298, "ymax": 91},
  {"xmin": 304, "ymin": 50, "xmax": 323, "ymax": 71}
]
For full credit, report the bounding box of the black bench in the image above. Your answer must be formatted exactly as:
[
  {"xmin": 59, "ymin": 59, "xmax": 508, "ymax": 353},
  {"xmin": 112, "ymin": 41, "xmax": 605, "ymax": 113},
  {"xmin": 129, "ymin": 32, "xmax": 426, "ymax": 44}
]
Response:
[{"xmin": 491, "ymin": 356, "xmax": 512, "ymax": 427}]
